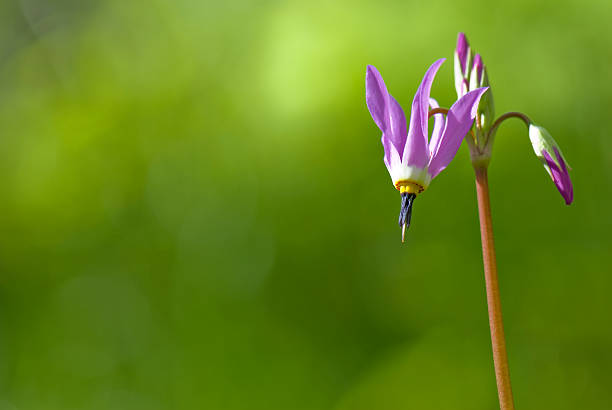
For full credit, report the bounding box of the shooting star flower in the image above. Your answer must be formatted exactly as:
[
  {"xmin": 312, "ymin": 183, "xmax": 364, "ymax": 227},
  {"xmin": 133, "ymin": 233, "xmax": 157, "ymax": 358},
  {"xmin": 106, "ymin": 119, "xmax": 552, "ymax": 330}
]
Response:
[{"xmin": 366, "ymin": 59, "xmax": 488, "ymax": 240}]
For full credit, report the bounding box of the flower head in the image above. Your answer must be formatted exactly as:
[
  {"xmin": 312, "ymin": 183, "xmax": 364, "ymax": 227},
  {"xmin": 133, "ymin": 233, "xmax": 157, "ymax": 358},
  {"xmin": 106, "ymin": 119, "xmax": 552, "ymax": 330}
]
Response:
[
  {"xmin": 366, "ymin": 59, "xmax": 488, "ymax": 238},
  {"xmin": 529, "ymin": 124, "xmax": 573, "ymax": 205},
  {"xmin": 453, "ymin": 33, "xmax": 495, "ymax": 163}
]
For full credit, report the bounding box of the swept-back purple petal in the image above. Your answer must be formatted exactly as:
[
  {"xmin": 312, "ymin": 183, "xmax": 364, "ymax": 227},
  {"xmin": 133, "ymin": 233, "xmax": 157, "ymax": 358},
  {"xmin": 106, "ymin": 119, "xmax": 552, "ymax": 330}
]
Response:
[
  {"xmin": 382, "ymin": 135, "xmax": 394, "ymax": 174},
  {"xmin": 544, "ymin": 149, "xmax": 574, "ymax": 205},
  {"xmin": 365, "ymin": 65, "xmax": 389, "ymax": 132},
  {"xmin": 381, "ymin": 134, "xmax": 398, "ymax": 173},
  {"xmin": 386, "ymin": 95, "xmax": 408, "ymax": 156},
  {"xmin": 428, "ymin": 98, "xmax": 445, "ymax": 157},
  {"xmin": 404, "ymin": 58, "xmax": 445, "ymax": 168},
  {"xmin": 366, "ymin": 65, "xmax": 408, "ymax": 163},
  {"xmin": 456, "ymin": 33, "xmax": 469, "ymax": 72},
  {"xmin": 428, "ymin": 87, "xmax": 488, "ymax": 178}
]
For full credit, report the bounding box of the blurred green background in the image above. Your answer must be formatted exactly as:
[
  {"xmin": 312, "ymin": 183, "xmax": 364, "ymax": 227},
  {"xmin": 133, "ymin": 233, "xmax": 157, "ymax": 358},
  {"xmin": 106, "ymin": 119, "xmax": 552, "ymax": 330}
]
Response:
[{"xmin": 0, "ymin": 0, "xmax": 610, "ymax": 409}]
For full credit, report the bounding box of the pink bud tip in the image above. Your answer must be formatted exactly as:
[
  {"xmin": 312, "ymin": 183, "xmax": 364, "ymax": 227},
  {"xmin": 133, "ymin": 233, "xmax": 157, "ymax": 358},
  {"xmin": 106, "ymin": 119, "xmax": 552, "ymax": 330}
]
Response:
[
  {"xmin": 456, "ymin": 33, "xmax": 470, "ymax": 72},
  {"xmin": 473, "ymin": 54, "xmax": 484, "ymax": 83}
]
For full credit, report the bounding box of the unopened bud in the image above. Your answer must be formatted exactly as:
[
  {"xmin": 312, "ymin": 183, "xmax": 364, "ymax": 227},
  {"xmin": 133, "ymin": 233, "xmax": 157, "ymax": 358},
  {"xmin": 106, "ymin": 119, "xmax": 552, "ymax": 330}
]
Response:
[
  {"xmin": 454, "ymin": 33, "xmax": 472, "ymax": 97},
  {"xmin": 469, "ymin": 54, "xmax": 495, "ymax": 132},
  {"xmin": 529, "ymin": 124, "xmax": 573, "ymax": 205}
]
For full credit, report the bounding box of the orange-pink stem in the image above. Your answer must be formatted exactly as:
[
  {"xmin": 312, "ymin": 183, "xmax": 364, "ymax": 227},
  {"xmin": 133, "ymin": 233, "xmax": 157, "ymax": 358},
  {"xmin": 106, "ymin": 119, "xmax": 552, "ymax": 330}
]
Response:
[{"xmin": 475, "ymin": 167, "xmax": 515, "ymax": 410}]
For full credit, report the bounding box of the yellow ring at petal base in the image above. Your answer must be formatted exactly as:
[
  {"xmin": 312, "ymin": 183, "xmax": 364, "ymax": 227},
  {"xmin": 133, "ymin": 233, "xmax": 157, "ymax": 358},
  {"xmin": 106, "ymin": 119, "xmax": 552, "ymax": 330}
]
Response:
[{"xmin": 395, "ymin": 180, "xmax": 425, "ymax": 194}]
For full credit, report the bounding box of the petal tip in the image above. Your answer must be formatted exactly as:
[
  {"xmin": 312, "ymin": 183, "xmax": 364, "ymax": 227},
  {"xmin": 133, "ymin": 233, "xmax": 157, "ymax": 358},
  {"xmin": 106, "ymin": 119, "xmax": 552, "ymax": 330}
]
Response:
[
  {"xmin": 366, "ymin": 65, "xmax": 381, "ymax": 79},
  {"xmin": 434, "ymin": 57, "xmax": 446, "ymax": 66}
]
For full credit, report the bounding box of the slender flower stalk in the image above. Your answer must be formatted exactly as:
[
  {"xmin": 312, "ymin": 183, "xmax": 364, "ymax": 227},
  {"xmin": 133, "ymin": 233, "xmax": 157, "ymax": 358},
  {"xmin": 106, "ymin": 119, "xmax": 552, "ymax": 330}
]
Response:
[{"xmin": 475, "ymin": 167, "xmax": 515, "ymax": 410}]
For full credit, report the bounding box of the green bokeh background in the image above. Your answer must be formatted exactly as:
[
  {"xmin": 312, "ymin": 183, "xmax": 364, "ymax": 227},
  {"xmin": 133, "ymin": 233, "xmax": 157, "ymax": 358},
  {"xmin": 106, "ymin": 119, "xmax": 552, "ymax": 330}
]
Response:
[{"xmin": 0, "ymin": 0, "xmax": 610, "ymax": 409}]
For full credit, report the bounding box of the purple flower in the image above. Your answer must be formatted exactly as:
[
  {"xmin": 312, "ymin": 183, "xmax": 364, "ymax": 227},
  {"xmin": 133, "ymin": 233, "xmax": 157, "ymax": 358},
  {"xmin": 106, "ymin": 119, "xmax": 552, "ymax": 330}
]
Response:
[
  {"xmin": 529, "ymin": 125, "xmax": 574, "ymax": 205},
  {"xmin": 366, "ymin": 59, "xmax": 488, "ymax": 194}
]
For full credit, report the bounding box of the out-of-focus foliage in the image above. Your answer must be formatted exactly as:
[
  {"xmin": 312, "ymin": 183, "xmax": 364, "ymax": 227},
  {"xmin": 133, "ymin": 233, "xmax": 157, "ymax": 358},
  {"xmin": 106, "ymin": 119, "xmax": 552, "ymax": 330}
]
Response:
[{"xmin": 0, "ymin": 0, "xmax": 610, "ymax": 409}]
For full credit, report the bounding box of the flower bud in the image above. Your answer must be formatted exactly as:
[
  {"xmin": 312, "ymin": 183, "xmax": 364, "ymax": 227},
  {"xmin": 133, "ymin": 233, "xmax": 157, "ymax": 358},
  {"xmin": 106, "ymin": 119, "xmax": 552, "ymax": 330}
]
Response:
[
  {"xmin": 454, "ymin": 34, "xmax": 496, "ymax": 160},
  {"xmin": 528, "ymin": 125, "xmax": 568, "ymax": 166},
  {"xmin": 454, "ymin": 33, "xmax": 472, "ymax": 97},
  {"xmin": 469, "ymin": 54, "xmax": 495, "ymax": 133},
  {"xmin": 469, "ymin": 54, "xmax": 484, "ymax": 89},
  {"xmin": 528, "ymin": 124, "xmax": 573, "ymax": 204}
]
